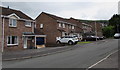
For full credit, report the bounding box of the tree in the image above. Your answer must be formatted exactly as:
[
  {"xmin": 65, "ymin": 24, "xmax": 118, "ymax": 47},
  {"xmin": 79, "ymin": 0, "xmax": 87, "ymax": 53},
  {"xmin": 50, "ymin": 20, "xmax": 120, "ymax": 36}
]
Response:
[
  {"xmin": 109, "ymin": 14, "xmax": 120, "ymax": 33},
  {"xmin": 102, "ymin": 26, "xmax": 115, "ymax": 38}
]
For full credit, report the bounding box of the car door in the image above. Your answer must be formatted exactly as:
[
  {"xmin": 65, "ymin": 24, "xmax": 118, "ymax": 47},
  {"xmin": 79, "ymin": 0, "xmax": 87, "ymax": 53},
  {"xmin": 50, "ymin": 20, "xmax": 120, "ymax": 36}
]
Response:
[
  {"xmin": 60, "ymin": 37, "xmax": 68, "ymax": 43},
  {"xmin": 64, "ymin": 36, "xmax": 70, "ymax": 43},
  {"xmin": 60, "ymin": 37, "xmax": 66, "ymax": 43}
]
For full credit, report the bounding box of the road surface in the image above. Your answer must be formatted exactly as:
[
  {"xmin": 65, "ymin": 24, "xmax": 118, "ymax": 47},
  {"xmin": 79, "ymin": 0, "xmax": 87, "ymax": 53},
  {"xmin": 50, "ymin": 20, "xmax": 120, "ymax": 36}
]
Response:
[{"xmin": 2, "ymin": 39, "xmax": 119, "ymax": 68}]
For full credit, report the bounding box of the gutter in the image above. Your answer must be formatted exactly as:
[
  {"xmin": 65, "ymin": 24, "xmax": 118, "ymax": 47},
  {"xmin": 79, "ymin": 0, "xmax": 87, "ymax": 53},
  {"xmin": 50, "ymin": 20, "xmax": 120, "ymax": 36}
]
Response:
[{"xmin": 1, "ymin": 15, "xmax": 35, "ymax": 22}]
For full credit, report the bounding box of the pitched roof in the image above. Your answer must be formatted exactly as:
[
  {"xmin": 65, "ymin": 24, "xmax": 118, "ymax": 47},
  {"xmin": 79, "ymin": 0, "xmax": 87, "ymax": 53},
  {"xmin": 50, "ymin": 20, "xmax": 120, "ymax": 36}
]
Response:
[
  {"xmin": 41, "ymin": 12, "xmax": 74, "ymax": 24},
  {"xmin": 0, "ymin": 6, "xmax": 33, "ymax": 20}
]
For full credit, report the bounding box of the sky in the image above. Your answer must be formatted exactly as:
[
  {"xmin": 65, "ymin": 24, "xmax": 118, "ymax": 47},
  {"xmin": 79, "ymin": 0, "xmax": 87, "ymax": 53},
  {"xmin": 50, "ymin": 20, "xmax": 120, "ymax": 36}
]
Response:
[{"xmin": 1, "ymin": 0, "xmax": 119, "ymax": 20}]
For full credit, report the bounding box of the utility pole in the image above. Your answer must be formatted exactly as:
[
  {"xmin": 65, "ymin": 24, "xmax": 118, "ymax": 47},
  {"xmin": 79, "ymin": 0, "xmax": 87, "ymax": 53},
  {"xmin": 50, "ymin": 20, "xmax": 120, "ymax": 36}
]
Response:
[
  {"xmin": 117, "ymin": 24, "xmax": 119, "ymax": 33},
  {"xmin": 95, "ymin": 21, "xmax": 97, "ymax": 41}
]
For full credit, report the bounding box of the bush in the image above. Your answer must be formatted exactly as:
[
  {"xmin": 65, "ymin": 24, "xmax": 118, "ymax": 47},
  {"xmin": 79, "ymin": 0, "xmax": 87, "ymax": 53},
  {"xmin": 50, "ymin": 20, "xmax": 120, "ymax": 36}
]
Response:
[{"xmin": 102, "ymin": 26, "xmax": 115, "ymax": 38}]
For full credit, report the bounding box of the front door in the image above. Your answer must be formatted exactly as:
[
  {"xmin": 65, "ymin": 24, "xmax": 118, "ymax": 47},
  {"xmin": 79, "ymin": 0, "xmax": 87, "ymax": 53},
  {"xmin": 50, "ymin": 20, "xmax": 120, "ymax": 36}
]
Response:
[{"xmin": 23, "ymin": 37, "xmax": 27, "ymax": 49}]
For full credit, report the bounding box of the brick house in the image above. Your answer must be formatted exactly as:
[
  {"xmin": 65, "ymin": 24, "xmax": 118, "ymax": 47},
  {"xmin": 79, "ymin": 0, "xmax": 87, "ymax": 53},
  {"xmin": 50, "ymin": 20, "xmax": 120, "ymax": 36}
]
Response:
[
  {"xmin": 89, "ymin": 22, "xmax": 103, "ymax": 37},
  {"xmin": 69, "ymin": 18, "xmax": 103, "ymax": 37},
  {"xmin": 35, "ymin": 12, "xmax": 78, "ymax": 46},
  {"xmin": 68, "ymin": 18, "xmax": 93, "ymax": 38},
  {"xmin": 67, "ymin": 17, "xmax": 83, "ymax": 40},
  {"xmin": 1, "ymin": 7, "xmax": 46, "ymax": 51},
  {"xmin": 81, "ymin": 23, "xmax": 93, "ymax": 36}
]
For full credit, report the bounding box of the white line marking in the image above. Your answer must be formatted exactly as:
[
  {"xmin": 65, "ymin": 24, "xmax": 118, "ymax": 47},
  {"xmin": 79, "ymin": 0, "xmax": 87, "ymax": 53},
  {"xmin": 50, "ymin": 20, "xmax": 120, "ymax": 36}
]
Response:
[{"xmin": 86, "ymin": 50, "xmax": 119, "ymax": 70}]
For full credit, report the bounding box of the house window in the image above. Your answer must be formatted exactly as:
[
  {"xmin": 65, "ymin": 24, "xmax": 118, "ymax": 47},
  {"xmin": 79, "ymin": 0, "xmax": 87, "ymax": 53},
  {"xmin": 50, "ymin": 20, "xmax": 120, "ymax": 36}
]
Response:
[
  {"xmin": 40, "ymin": 24, "xmax": 43, "ymax": 28},
  {"xmin": 25, "ymin": 21, "xmax": 31, "ymax": 27},
  {"xmin": 72, "ymin": 26, "xmax": 75, "ymax": 29},
  {"xmin": 63, "ymin": 23, "xmax": 65, "ymax": 28},
  {"xmin": 7, "ymin": 36, "xmax": 18, "ymax": 46},
  {"xmin": 62, "ymin": 32, "xmax": 65, "ymax": 36},
  {"xmin": 59, "ymin": 23, "xmax": 61, "ymax": 27},
  {"xmin": 69, "ymin": 25, "xmax": 72, "ymax": 29},
  {"xmin": 9, "ymin": 19, "xmax": 17, "ymax": 27}
]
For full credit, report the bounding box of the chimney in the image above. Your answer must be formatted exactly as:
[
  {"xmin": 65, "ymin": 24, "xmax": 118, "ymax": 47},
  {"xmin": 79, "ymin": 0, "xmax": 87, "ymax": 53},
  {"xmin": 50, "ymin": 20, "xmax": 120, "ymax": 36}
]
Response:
[{"xmin": 7, "ymin": 6, "xmax": 9, "ymax": 9}]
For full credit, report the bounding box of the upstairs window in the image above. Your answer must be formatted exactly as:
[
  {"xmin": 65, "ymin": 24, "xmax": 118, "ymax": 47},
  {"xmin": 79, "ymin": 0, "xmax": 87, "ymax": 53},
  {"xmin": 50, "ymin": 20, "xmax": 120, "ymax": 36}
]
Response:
[
  {"xmin": 25, "ymin": 21, "xmax": 31, "ymax": 27},
  {"xmin": 7, "ymin": 36, "xmax": 18, "ymax": 46},
  {"xmin": 9, "ymin": 19, "xmax": 17, "ymax": 27},
  {"xmin": 72, "ymin": 26, "xmax": 75, "ymax": 29},
  {"xmin": 40, "ymin": 24, "xmax": 43, "ymax": 28},
  {"xmin": 63, "ymin": 23, "xmax": 65, "ymax": 28},
  {"xmin": 69, "ymin": 25, "xmax": 72, "ymax": 29},
  {"xmin": 59, "ymin": 23, "xmax": 61, "ymax": 27}
]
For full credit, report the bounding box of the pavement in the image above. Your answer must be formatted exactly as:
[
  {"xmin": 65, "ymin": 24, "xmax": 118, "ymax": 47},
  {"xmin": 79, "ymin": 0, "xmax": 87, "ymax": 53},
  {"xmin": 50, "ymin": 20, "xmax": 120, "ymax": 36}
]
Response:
[
  {"xmin": 2, "ymin": 39, "xmax": 119, "ymax": 68},
  {"xmin": 92, "ymin": 50, "xmax": 119, "ymax": 68},
  {"xmin": 2, "ymin": 44, "xmax": 83, "ymax": 61}
]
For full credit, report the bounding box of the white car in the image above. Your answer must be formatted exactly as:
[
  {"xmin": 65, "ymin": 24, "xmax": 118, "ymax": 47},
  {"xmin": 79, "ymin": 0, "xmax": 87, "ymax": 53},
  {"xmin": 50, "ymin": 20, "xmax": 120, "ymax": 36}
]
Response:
[
  {"xmin": 56, "ymin": 36, "xmax": 79, "ymax": 45},
  {"xmin": 114, "ymin": 33, "xmax": 120, "ymax": 39}
]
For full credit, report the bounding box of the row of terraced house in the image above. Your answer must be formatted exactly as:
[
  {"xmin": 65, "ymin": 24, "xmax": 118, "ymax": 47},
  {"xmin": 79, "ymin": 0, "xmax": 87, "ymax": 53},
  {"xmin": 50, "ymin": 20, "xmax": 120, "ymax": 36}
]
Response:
[{"xmin": 0, "ymin": 6, "xmax": 104, "ymax": 51}]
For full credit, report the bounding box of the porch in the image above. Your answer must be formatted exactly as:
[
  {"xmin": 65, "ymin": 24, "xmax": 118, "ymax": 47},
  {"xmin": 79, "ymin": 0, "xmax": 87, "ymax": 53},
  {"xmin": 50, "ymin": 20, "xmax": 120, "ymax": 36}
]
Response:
[{"xmin": 23, "ymin": 32, "xmax": 46, "ymax": 49}]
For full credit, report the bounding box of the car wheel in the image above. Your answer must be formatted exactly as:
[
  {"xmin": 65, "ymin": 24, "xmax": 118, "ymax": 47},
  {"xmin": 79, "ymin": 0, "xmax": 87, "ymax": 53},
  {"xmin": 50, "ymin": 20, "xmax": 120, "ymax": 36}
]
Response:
[
  {"xmin": 74, "ymin": 42, "xmax": 78, "ymax": 44},
  {"xmin": 68, "ymin": 41, "xmax": 73, "ymax": 45},
  {"xmin": 56, "ymin": 41, "xmax": 61, "ymax": 44}
]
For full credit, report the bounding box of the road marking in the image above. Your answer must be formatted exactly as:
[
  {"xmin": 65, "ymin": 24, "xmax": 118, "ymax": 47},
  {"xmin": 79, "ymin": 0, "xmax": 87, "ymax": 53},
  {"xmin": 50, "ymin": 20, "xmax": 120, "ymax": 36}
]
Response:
[{"xmin": 86, "ymin": 50, "xmax": 119, "ymax": 70}]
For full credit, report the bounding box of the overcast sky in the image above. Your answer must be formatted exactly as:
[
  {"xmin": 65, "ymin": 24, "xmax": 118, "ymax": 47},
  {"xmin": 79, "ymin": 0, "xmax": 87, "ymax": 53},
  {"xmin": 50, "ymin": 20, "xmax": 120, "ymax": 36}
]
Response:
[{"xmin": 1, "ymin": 1, "xmax": 119, "ymax": 20}]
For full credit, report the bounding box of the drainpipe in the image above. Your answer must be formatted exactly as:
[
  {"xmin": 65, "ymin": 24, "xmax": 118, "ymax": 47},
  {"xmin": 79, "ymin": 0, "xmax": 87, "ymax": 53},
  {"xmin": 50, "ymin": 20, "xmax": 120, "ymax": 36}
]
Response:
[
  {"xmin": 35, "ymin": 36, "xmax": 36, "ymax": 49},
  {"xmin": 2, "ymin": 17, "xmax": 4, "ymax": 52}
]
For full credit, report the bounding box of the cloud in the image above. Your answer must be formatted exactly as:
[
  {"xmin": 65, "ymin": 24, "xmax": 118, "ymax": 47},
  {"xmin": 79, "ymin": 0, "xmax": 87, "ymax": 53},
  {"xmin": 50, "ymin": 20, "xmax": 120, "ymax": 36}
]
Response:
[
  {"xmin": 52, "ymin": 2, "xmax": 118, "ymax": 20},
  {"xmin": 1, "ymin": 0, "xmax": 120, "ymax": 2},
  {"xmin": 2, "ymin": 2, "xmax": 118, "ymax": 20},
  {"xmin": 118, "ymin": 1, "xmax": 120, "ymax": 14}
]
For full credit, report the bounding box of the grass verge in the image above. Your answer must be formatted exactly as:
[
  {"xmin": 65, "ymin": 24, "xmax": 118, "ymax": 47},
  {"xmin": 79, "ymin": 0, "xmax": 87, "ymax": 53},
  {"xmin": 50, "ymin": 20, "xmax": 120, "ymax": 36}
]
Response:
[{"xmin": 77, "ymin": 41, "xmax": 92, "ymax": 44}]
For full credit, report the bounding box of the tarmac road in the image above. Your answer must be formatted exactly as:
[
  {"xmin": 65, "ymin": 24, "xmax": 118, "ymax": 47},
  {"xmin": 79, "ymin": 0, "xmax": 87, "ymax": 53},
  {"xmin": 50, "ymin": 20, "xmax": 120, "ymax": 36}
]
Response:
[{"xmin": 2, "ymin": 39, "xmax": 119, "ymax": 68}]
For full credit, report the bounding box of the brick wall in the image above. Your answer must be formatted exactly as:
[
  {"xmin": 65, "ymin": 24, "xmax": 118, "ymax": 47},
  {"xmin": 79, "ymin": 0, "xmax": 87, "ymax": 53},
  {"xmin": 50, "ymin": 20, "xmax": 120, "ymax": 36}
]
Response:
[
  {"xmin": 89, "ymin": 22, "xmax": 103, "ymax": 37},
  {"xmin": 4, "ymin": 18, "xmax": 33, "ymax": 50},
  {"xmin": 68, "ymin": 18, "xmax": 83, "ymax": 33},
  {"xmin": 36, "ymin": 13, "xmax": 60, "ymax": 46}
]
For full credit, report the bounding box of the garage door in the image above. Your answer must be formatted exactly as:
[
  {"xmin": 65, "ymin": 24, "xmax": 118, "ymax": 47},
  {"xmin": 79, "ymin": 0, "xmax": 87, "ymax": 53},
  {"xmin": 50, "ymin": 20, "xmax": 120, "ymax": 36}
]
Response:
[{"xmin": 36, "ymin": 37, "xmax": 44, "ymax": 45}]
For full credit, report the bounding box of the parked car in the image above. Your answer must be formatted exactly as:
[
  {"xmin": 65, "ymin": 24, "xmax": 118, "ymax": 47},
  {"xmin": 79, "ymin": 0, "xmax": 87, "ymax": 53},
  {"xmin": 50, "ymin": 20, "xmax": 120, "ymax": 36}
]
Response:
[
  {"xmin": 82, "ymin": 35, "xmax": 99, "ymax": 41},
  {"xmin": 56, "ymin": 36, "xmax": 79, "ymax": 45},
  {"xmin": 114, "ymin": 33, "xmax": 120, "ymax": 39},
  {"xmin": 99, "ymin": 36, "xmax": 105, "ymax": 40},
  {"xmin": 73, "ymin": 35, "xmax": 82, "ymax": 41}
]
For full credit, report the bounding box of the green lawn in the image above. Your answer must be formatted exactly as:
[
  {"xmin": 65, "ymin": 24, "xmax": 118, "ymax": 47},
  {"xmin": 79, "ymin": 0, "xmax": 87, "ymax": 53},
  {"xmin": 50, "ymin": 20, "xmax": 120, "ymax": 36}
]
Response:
[{"xmin": 77, "ymin": 41, "xmax": 92, "ymax": 44}]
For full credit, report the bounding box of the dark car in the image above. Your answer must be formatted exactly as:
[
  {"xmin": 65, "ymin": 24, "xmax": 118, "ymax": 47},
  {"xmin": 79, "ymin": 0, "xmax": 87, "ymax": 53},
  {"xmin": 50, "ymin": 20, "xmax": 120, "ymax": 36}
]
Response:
[
  {"xmin": 82, "ymin": 36, "xmax": 99, "ymax": 41},
  {"xmin": 99, "ymin": 36, "xmax": 105, "ymax": 40}
]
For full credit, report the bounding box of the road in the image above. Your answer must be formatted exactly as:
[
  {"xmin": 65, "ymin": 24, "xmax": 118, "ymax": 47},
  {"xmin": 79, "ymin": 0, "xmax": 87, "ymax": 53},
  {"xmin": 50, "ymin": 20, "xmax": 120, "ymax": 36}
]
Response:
[{"xmin": 2, "ymin": 39, "xmax": 119, "ymax": 68}]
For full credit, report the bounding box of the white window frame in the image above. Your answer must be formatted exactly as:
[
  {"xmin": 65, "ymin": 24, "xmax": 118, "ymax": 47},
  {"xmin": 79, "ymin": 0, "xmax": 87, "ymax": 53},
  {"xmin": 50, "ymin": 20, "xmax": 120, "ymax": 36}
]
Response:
[
  {"xmin": 62, "ymin": 32, "xmax": 66, "ymax": 36},
  {"xmin": 40, "ymin": 24, "xmax": 43, "ymax": 28},
  {"xmin": 72, "ymin": 26, "xmax": 75, "ymax": 29},
  {"xmin": 35, "ymin": 24, "xmax": 36, "ymax": 28},
  {"xmin": 9, "ymin": 18, "xmax": 17, "ymax": 27},
  {"xmin": 63, "ymin": 23, "xmax": 65, "ymax": 28},
  {"xmin": 25, "ymin": 21, "xmax": 32, "ymax": 27},
  {"xmin": 59, "ymin": 23, "xmax": 61, "ymax": 27},
  {"xmin": 69, "ymin": 25, "xmax": 72, "ymax": 29},
  {"xmin": 7, "ymin": 36, "xmax": 19, "ymax": 46}
]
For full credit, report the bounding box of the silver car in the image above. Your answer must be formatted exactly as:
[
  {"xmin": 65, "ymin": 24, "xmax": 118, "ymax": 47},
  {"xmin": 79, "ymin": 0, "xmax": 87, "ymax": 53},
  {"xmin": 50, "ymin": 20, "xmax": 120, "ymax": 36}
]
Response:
[{"xmin": 114, "ymin": 33, "xmax": 120, "ymax": 39}]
